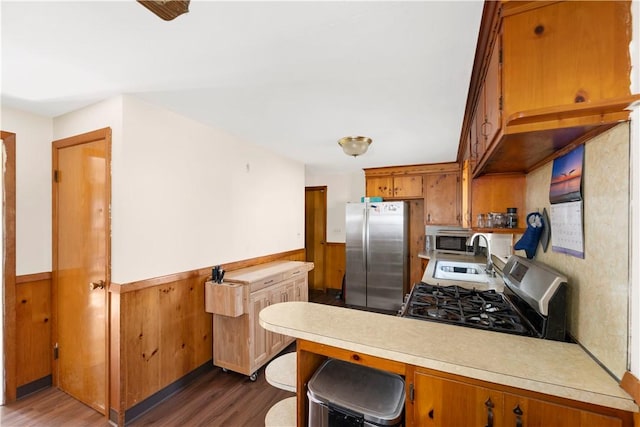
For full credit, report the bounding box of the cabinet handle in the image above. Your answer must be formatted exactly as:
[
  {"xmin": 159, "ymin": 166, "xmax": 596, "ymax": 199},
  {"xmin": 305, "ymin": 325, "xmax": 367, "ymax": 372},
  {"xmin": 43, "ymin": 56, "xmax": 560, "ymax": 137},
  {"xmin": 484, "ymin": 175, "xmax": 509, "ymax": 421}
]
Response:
[
  {"xmin": 428, "ymin": 409, "xmax": 434, "ymax": 419},
  {"xmin": 484, "ymin": 398, "xmax": 494, "ymax": 427},
  {"xmin": 513, "ymin": 404, "xmax": 523, "ymax": 427},
  {"xmin": 480, "ymin": 120, "xmax": 492, "ymax": 138},
  {"xmin": 427, "ymin": 213, "xmax": 431, "ymax": 223}
]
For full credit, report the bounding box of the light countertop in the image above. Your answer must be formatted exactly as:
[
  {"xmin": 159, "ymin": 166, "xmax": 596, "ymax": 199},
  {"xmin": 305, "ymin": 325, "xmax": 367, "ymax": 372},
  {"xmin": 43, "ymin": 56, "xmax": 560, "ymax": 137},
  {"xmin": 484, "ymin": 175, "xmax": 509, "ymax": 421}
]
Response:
[{"xmin": 259, "ymin": 301, "xmax": 638, "ymax": 413}]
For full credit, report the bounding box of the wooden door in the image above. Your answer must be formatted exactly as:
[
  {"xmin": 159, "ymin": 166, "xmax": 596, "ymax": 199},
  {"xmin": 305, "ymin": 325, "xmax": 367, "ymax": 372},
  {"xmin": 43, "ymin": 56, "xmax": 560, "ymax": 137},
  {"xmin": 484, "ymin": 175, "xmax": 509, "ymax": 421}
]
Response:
[
  {"xmin": 1, "ymin": 131, "xmax": 17, "ymax": 404},
  {"xmin": 305, "ymin": 187, "xmax": 326, "ymax": 291},
  {"xmin": 52, "ymin": 128, "xmax": 111, "ymax": 415}
]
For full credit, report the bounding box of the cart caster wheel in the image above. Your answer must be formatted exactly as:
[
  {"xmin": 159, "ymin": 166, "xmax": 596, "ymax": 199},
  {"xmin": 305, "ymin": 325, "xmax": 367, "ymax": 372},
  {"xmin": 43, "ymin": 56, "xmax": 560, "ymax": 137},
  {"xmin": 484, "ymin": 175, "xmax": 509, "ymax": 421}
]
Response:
[
  {"xmin": 249, "ymin": 373, "xmax": 258, "ymax": 382},
  {"xmin": 222, "ymin": 368, "xmax": 228, "ymax": 373}
]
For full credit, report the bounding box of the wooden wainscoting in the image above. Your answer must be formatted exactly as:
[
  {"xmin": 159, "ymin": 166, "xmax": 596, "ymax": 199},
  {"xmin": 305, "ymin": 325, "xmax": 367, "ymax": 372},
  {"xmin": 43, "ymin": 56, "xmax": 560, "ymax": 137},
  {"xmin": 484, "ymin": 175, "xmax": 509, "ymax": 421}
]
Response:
[
  {"xmin": 109, "ymin": 249, "xmax": 305, "ymax": 425},
  {"xmin": 15, "ymin": 273, "xmax": 52, "ymax": 394},
  {"xmin": 324, "ymin": 243, "xmax": 345, "ymax": 291}
]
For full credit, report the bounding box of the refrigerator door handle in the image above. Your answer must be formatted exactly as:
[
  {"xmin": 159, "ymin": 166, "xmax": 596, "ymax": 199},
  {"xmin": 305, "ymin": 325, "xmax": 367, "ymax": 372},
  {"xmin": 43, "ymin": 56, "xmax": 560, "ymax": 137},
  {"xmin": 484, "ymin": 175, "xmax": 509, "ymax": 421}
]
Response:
[{"xmin": 364, "ymin": 206, "xmax": 370, "ymax": 273}]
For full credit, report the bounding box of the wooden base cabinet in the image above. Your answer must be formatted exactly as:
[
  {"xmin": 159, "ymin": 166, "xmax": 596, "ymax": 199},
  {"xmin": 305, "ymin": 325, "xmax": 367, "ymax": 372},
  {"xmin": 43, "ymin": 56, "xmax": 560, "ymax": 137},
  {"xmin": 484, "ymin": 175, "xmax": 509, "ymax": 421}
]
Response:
[
  {"xmin": 410, "ymin": 369, "xmax": 632, "ymax": 427},
  {"xmin": 205, "ymin": 261, "xmax": 313, "ymax": 379}
]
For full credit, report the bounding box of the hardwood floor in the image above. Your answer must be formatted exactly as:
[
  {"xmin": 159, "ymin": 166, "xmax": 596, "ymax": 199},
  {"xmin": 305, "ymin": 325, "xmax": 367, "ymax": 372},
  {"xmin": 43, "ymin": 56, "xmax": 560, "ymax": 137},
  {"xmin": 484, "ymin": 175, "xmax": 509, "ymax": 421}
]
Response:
[
  {"xmin": 0, "ymin": 292, "xmax": 341, "ymax": 427},
  {"xmin": 0, "ymin": 354, "xmax": 294, "ymax": 427}
]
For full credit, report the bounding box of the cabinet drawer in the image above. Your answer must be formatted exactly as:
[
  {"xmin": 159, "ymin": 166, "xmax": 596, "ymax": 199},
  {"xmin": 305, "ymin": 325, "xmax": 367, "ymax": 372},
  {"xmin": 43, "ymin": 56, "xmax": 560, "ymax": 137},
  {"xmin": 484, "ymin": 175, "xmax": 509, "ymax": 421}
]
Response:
[
  {"xmin": 205, "ymin": 281, "xmax": 247, "ymax": 317},
  {"xmin": 283, "ymin": 267, "xmax": 305, "ymax": 281},
  {"xmin": 249, "ymin": 274, "xmax": 285, "ymax": 293}
]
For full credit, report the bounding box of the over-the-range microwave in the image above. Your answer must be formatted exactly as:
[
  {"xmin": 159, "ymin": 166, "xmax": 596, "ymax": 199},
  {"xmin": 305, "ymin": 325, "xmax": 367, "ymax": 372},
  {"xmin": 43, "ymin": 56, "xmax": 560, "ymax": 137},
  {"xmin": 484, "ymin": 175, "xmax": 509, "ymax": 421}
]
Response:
[{"xmin": 425, "ymin": 226, "xmax": 473, "ymax": 255}]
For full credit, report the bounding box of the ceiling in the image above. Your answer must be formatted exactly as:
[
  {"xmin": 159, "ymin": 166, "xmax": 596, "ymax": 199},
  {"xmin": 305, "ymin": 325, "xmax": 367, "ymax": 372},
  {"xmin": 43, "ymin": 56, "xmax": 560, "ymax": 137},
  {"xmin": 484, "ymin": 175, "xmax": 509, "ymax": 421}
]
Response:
[{"xmin": 1, "ymin": 1, "xmax": 483, "ymax": 174}]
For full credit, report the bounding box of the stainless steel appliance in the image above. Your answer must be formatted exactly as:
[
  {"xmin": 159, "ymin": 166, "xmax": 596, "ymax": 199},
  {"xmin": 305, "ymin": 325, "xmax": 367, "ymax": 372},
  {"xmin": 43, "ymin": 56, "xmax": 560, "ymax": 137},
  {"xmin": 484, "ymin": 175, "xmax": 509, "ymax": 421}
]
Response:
[
  {"xmin": 425, "ymin": 225, "xmax": 473, "ymax": 255},
  {"xmin": 401, "ymin": 255, "xmax": 568, "ymax": 341},
  {"xmin": 345, "ymin": 201, "xmax": 408, "ymax": 312},
  {"xmin": 307, "ymin": 358, "xmax": 405, "ymax": 427}
]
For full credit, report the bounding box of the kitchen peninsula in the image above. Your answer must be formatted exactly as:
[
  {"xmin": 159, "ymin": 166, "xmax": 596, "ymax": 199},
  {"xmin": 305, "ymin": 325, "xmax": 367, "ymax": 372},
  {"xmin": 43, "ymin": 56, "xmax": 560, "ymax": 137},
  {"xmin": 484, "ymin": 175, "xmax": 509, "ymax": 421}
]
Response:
[{"xmin": 260, "ymin": 301, "xmax": 637, "ymax": 426}]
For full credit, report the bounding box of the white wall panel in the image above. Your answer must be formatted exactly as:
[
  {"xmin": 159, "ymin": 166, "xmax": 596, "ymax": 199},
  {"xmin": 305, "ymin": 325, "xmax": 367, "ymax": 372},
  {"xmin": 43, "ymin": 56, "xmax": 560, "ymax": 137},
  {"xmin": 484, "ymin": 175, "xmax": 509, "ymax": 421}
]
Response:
[{"xmin": 1, "ymin": 107, "xmax": 53, "ymax": 275}]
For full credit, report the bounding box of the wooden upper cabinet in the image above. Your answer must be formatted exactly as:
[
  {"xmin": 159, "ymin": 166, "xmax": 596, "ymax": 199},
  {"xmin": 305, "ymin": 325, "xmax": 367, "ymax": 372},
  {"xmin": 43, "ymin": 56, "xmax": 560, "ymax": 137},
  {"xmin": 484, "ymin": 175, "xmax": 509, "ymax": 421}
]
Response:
[
  {"xmin": 482, "ymin": 35, "xmax": 502, "ymax": 151},
  {"xmin": 471, "ymin": 173, "xmax": 525, "ymax": 230},
  {"xmin": 502, "ymin": 1, "xmax": 631, "ymax": 115},
  {"xmin": 424, "ymin": 172, "xmax": 460, "ymax": 226},
  {"xmin": 394, "ymin": 175, "xmax": 423, "ymax": 199},
  {"xmin": 366, "ymin": 175, "xmax": 423, "ymax": 199},
  {"xmin": 366, "ymin": 176, "xmax": 394, "ymax": 198},
  {"xmin": 462, "ymin": 0, "xmax": 639, "ymax": 177}
]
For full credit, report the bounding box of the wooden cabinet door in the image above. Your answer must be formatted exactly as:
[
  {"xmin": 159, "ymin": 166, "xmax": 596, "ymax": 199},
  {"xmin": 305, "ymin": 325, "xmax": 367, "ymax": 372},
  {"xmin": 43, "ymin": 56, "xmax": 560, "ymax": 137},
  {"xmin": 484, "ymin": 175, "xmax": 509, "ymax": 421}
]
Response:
[
  {"xmin": 413, "ymin": 371, "xmax": 503, "ymax": 427},
  {"xmin": 483, "ymin": 35, "xmax": 502, "ymax": 150},
  {"xmin": 394, "ymin": 175, "xmax": 423, "ymax": 198},
  {"xmin": 366, "ymin": 176, "xmax": 393, "ymax": 198},
  {"xmin": 249, "ymin": 287, "xmax": 270, "ymax": 371},
  {"xmin": 503, "ymin": 394, "xmax": 624, "ymax": 427},
  {"xmin": 460, "ymin": 160, "xmax": 471, "ymax": 228},
  {"xmin": 293, "ymin": 276, "xmax": 308, "ymax": 302},
  {"xmin": 267, "ymin": 282, "xmax": 294, "ymax": 353},
  {"xmin": 424, "ymin": 173, "xmax": 460, "ymax": 226},
  {"xmin": 502, "ymin": 1, "xmax": 631, "ymax": 116}
]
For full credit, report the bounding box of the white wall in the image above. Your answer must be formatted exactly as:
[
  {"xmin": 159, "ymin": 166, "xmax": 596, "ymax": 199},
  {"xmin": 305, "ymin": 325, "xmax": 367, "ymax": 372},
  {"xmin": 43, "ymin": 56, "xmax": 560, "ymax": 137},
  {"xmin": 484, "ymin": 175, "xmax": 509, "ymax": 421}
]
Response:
[
  {"xmin": 113, "ymin": 96, "xmax": 304, "ymax": 283},
  {"xmin": 53, "ymin": 95, "xmax": 306, "ymax": 283},
  {"xmin": 305, "ymin": 170, "xmax": 365, "ymax": 243},
  {"xmin": 0, "ymin": 108, "xmax": 53, "ymax": 275}
]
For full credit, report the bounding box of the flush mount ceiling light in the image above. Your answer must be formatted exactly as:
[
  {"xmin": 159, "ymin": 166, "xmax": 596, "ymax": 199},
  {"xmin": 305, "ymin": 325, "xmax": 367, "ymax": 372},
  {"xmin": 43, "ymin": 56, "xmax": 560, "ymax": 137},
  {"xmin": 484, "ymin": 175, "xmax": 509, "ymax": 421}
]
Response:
[
  {"xmin": 137, "ymin": 0, "xmax": 190, "ymax": 21},
  {"xmin": 338, "ymin": 136, "xmax": 372, "ymax": 157}
]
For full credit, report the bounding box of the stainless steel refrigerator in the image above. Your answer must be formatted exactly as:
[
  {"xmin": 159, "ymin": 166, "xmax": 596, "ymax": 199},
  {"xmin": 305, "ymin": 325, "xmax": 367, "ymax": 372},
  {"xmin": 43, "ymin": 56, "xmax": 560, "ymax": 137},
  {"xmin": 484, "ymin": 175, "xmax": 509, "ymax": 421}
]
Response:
[{"xmin": 345, "ymin": 201, "xmax": 408, "ymax": 312}]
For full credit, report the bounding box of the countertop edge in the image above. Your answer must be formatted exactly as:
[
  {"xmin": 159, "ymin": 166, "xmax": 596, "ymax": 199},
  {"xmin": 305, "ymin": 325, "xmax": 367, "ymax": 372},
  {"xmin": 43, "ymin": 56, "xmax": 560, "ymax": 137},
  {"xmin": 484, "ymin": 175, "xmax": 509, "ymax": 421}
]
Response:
[{"xmin": 259, "ymin": 302, "xmax": 638, "ymax": 413}]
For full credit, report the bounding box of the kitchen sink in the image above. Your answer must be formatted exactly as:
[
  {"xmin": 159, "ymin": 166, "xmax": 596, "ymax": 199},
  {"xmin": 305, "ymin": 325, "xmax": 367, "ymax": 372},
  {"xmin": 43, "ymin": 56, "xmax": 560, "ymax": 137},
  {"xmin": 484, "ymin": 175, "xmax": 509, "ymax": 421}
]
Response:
[{"xmin": 432, "ymin": 260, "xmax": 490, "ymax": 283}]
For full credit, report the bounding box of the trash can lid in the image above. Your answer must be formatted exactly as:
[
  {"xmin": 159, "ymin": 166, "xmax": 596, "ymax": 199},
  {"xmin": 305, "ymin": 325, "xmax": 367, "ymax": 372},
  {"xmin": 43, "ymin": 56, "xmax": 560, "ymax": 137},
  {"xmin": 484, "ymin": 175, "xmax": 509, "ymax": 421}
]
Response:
[{"xmin": 307, "ymin": 359, "xmax": 405, "ymax": 425}]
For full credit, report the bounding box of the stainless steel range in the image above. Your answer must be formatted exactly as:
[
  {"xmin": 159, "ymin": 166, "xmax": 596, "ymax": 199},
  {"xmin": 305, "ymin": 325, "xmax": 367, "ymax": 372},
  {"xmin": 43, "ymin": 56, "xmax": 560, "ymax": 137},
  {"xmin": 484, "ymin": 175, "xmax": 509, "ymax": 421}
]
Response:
[{"xmin": 401, "ymin": 255, "xmax": 569, "ymax": 341}]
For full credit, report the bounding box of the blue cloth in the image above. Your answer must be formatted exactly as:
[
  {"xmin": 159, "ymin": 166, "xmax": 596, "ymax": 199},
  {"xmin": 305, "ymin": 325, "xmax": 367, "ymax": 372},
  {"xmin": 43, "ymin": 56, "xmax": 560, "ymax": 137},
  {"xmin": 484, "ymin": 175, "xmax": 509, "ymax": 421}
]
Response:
[{"xmin": 514, "ymin": 212, "xmax": 544, "ymax": 259}]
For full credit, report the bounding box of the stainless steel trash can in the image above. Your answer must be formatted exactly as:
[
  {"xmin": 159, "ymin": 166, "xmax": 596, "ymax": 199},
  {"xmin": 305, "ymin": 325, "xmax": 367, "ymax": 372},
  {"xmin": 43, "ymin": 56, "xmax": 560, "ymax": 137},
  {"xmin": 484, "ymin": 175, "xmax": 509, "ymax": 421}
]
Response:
[{"xmin": 307, "ymin": 358, "xmax": 405, "ymax": 427}]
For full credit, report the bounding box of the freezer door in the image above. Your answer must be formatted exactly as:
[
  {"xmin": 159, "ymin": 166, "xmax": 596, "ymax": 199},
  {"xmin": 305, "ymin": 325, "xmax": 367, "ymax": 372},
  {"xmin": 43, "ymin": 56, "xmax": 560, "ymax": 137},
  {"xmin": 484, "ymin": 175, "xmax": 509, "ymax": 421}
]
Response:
[
  {"xmin": 366, "ymin": 202, "xmax": 408, "ymax": 311},
  {"xmin": 345, "ymin": 203, "xmax": 366, "ymax": 307}
]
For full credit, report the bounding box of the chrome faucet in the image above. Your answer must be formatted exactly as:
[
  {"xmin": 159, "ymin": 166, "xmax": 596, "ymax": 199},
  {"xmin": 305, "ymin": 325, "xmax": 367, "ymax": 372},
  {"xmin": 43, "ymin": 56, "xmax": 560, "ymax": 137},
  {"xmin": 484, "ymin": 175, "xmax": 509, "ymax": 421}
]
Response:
[{"xmin": 468, "ymin": 233, "xmax": 494, "ymax": 277}]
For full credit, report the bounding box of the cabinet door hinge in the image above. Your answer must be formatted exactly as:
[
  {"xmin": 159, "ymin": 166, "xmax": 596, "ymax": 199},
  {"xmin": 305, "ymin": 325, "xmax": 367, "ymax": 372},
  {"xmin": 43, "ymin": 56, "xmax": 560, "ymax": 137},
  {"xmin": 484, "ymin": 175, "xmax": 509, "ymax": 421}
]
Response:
[
  {"xmin": 499, "ymin": 96, "xmax": 503, "ymax": 111},
  {"xmin": 53, "ymin": 342, "xmax": 59, "ymax": 360},
  {"xmin": 54, "ymin": 170, "xmax": 61, "ymax": 183},
  {"xmin": 499, "ymin": 48, "xmax": 503, "ymax": 65},
  {"xmin": 409, "ymin": 383, "xmax": 415, "ymax": 402}
]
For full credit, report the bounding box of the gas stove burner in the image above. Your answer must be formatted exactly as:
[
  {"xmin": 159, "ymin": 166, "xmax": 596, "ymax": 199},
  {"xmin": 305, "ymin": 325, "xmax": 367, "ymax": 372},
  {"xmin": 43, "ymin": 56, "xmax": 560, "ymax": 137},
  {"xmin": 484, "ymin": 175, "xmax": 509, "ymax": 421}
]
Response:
[
  {"xmin": 400, "ymin": 256, "xmax": 569, "ymax": 341},
  {"xmin": 402, "ymin": 283, "xmax": 533, "ymax": 337}
]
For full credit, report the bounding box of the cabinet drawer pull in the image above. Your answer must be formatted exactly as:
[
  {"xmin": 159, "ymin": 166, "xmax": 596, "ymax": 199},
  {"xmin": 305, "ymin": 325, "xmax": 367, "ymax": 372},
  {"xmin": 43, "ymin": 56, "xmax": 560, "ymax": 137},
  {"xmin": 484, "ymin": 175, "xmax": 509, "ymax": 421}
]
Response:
[
  {"xmin": 513, "ymin": 404, "xmax": 523, "ymax": 427},
  {"xmin": 484, "ymin": 398, "xmax": 494, "ymax": 427},
  {"xmin": 264, "ymin": 279, "xmax": 274, "ymax": 285}
]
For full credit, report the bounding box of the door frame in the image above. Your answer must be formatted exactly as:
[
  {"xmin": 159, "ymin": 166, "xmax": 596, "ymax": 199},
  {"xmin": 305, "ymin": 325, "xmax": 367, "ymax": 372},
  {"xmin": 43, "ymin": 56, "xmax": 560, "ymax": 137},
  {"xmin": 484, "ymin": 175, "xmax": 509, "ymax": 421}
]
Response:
[
  {"xmin": 1, "ymin": 131, "xmax": 17, "ymax": 404},
  {"xmin": 304, "ymin": 186, "xmax": 327, "ymax": 291},
  {"xmin": 52, "ymin": 127, "xmax": 111, "ymax": 416}
]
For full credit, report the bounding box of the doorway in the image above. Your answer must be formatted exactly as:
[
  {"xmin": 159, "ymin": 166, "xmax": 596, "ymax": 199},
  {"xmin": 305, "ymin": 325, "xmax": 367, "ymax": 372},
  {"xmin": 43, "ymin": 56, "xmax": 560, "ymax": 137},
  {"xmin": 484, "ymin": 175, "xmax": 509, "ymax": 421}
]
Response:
[
  {"xmin": 52, "ymin": 128, "xmax": 111, "ymax": 415},
  {"xmin": 305, "ymin": 186, "xmax": 327, "ymax": 291}
]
